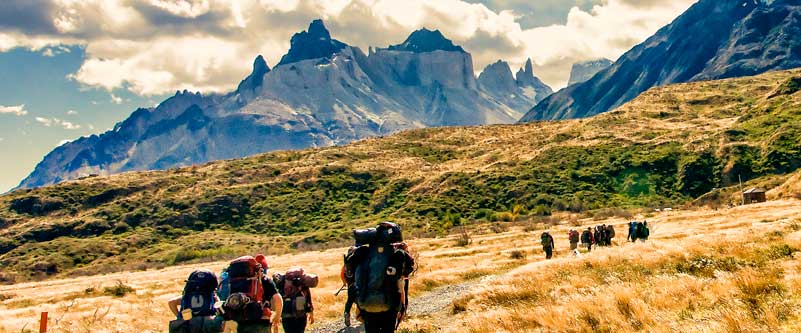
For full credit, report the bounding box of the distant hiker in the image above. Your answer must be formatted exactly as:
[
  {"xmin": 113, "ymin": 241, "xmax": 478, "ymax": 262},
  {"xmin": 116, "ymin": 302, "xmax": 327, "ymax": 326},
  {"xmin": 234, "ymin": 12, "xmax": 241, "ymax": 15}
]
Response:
[
  {"xmin": 346, "ymin": 222, "xmax": 416, "ymax": 333},
  {"xmin": 168, "ymin": 269, "xmax": 225, "ymax": 333},
  {"xmin": 568, "ymin": 229, "xmax": 580, "ymax": 254},
  {"xmin": 540, "ymin": 231, "xmax": 555, "ymax": 259},
  {"xmin": 581, "ymin": 228, "xmax": 594, "ymax": 252},
  {"xmin": 219, "ymin": 255, "xmax": 283, "ymax": 333},
  {"xmin": 628, "ymin": 221, "xmax": 638, "ymax": 242},
  {"xmin": 606, "ymin": 225, "xmax": 616, "ymax": 245},
  {"xmin": 593, "ymin": 226, "xmax": 602, "ymax": 247},
  {"xmin": 638, "ymin": 221, "xmax": 650, "ymax": 241},
  {"xmin": 273, "ymin": 267, "xmax": 318, "ymax": 333}
]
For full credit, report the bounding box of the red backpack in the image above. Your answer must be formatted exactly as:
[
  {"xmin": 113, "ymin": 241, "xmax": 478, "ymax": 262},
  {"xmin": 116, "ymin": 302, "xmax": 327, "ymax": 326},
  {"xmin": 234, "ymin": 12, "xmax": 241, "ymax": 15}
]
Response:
[
  {"xmin": 274, "ymin": 267, "xmax": 318, "ymax": 319},
  {"xmin": 222, "ymin": 256, "xmax": 271, "ymax": 322}
]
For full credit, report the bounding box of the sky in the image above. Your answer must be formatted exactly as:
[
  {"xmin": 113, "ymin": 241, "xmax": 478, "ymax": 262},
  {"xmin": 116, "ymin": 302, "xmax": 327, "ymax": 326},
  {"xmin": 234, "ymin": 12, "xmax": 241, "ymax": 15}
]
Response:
[{"xmin": 0, "ymin": 0, "xmax": 697, "ymax": 193}]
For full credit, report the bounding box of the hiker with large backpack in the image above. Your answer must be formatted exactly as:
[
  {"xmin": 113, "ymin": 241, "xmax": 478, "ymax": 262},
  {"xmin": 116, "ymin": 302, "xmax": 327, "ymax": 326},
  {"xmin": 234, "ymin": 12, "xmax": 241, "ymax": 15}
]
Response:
[
  {"xmin": 606, "ymin": 225, "xmax": 616, "ymax": 245},
  {"xmin": 345, "ymin": 222, "xmax": 415, "ymax": 333},
  {"xmin": 568, "ymin": 229, "xmax": 580, "ymax": 255},
  {"xmin": 540, "ymin": 231, "xmax": 555, "ymax": 259},
  {"xmin": 580, "ymin": 227, "xmax": 594, "ymax": 252},
  {"xmin": 340, "ymin": 245, "xmax": 360, "ymax": 328},
  {"xmin": 273, "ymin": 267, "xmax": 319, "ymax": 333},
  {"xmin": 638, "ymin": 221, "xmax": 650, "ymax": 241},
  {"xmin": 168, "ymin": 269, "xmax": 226, "ymax": 333},
  {"xmin": 219, "ymin": 255, "xmax": 283, "ymax": 333}
]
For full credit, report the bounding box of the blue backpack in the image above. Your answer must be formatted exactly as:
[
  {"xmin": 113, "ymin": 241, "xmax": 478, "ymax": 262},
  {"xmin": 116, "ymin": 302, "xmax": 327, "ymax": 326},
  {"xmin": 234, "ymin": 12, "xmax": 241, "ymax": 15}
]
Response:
[
  {"xmin": 180, "ymin": 269, "xmax": 219, "ymax": 318},
  {"xmin": 217, "ymin": 270, "xmax": 230, "ymax": 301}
]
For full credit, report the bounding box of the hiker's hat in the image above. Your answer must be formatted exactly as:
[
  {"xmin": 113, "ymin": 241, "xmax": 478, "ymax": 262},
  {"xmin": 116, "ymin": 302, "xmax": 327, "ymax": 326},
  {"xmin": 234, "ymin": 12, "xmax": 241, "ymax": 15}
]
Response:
[{"xmin": 255, "ymin": 254, "xmax": 269, "ymax": 270}]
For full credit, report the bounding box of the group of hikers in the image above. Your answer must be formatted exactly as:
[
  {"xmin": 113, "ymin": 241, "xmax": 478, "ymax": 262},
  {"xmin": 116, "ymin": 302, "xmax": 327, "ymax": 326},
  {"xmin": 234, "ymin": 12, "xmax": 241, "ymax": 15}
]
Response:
[
  {"xmin": 168, "ymin": 222, "xmax": 415, "ymax": 333},
  {"xmin": 167, "ymin": 219, "xmax": 650, "ymax": 332},
  {"xmin": 540, "ymin": 221, "xmax": 651, "ymax": 259}
]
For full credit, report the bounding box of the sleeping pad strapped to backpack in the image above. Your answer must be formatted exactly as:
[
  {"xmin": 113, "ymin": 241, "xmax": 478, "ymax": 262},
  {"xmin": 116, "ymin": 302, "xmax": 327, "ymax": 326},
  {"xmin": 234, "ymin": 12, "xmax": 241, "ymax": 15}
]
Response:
[{"xmin": 346, "ymin": 222, "xmax": 415, "ymax": 321}]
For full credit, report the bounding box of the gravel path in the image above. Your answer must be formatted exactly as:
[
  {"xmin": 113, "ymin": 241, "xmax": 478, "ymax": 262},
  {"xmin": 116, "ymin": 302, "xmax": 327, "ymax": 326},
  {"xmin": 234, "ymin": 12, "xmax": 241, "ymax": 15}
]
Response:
[{"xmin": 309, "ymin": 275, "xmax": 497, "ymax": 333}]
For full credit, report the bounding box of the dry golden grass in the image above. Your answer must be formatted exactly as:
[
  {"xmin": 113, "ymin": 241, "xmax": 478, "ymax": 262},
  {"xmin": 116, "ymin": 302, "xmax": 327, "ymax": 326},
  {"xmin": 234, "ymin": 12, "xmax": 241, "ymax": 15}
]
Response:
[{"xmin": 3, "ymin": 200, "xmax": 801, "ymax": 332}]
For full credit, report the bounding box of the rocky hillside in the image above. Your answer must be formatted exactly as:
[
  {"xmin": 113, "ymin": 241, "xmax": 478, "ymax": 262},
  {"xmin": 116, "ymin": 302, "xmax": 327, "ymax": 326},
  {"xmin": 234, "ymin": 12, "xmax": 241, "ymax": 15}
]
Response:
[
  {"xmin": 522, "ymin": 0, "xmax": 801, "ymax": 121},
  {"xmin": 18, "ymin": 20, "xmax": 552, "ymax": 190},
  {"xmin": 2, "ymin": 69, "xmax": 801, "ymax": 282}
]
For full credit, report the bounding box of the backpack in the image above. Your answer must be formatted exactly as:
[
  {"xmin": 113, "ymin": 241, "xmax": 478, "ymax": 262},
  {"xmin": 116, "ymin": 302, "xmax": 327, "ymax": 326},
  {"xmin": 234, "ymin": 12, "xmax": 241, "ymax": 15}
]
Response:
[
  {"xmin": 217, "ymin": 270, "xmax": 230, "ymax": 301},
  {"xmin": 540, "ymin": 233, "xmax": 553, "ymax": 248},
  {"xmin": 180, "ymin": 269, "xmax": 219, "ymax": 318},
  {"xmin": 569, "ymin": 230, "xmax": 579, "ymax": 243},
  {"xmin": 347, "ymin": 222, "xmax": 414, "ymax": 315},
  {"xmin": 274, "ymin": 267, "xmax": 319, "ymax": 319},
  {"xmin": 221, "ymin": 256, "xmax": 270, "ymax": 323},
  {"xmin": 608, "ymin": 226, "xmax": 615, "ymax": 238},
  {"xmin": 580, "ymin": 230, "xmax": 590, "ymax": 243}
]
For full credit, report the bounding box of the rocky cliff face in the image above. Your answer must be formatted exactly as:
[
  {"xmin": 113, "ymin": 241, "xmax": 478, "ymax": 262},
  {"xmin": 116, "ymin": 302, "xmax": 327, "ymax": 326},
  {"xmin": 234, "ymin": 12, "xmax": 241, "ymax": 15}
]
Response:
[
  {"xmin": 18, "ymin": 21, "xmax": 551, "ymax": 189},
  {"xmin": 522, "ymin": 0, "xmax": 801, "ymax": 122},
  {"xmin": 567, "ymin": 58, "xmax": 613, "ymax": 86}
]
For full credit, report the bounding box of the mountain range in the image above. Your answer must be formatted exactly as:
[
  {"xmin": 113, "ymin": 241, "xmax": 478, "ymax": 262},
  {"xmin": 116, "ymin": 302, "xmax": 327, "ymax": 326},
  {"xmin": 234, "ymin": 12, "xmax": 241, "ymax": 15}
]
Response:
[
  {"xmin": 17, "ymin": 20, "xmax": 552, "ymax": 189},
  {"xmin": 521, "ymin": 0, "xmax": 801, "ymax": 122}
]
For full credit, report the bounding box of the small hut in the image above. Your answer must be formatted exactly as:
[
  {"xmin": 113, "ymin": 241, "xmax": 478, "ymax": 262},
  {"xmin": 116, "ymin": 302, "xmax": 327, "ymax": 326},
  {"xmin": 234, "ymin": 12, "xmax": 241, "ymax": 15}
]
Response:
[{"xmin": 742, "ymin": 188, "xmax": 767, "ymax": 204}]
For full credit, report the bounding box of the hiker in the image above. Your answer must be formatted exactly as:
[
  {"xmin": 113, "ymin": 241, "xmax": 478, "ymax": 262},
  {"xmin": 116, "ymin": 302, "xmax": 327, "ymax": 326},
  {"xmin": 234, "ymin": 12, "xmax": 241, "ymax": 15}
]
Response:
[
  {"xmin": 346, "ymin": 222, "xmax": 415, "ymax": 333},
  {"xmin": 606, "ymin": 225, "xmax": 616, "ymax": 245},
  {"xmin": 568, "ymin": 229, "xmax": 580, "ymax": 255},
  {"xmin": 593, "ymin": 226, "xmax": 602, "ymax": 247},
  {"xmin": 273, "ymin": 267, "xmax": 318, "ymax": 333},
  {"xmin": 628, "ymin": 221, "xmax": 638, "ymax": 242},
  {"xmin": 638, "ymin": 221, "xmax": 650, "ymax": 241},
  {"xmin": 581, "ymin": 228, "xmax": 594, "ymax": 252},
  {"xmin": 341, "ymin": 246, "xmax": 359, "ymax": 327},
  {"xmin": 168, "ymin": 269, "xmax": 226, "ymax": 333},
  {"xmin": 540, "ymin": 231, "xmax": 555, "ymax": 259},
  {"xmin": 219, "ymin": 255, "xmax": 283, "ymax": 333}
]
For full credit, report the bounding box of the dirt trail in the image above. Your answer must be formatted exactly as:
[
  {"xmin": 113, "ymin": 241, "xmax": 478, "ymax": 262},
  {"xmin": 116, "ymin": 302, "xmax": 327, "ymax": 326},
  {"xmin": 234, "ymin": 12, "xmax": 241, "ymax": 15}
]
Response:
[{"xmin": 310, "ymin": 275, "xmax": 499, "ymax": 333}]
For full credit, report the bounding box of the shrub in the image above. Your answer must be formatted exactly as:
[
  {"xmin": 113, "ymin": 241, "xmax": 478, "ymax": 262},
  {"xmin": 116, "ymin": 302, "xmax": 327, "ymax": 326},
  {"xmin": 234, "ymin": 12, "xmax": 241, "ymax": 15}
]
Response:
[
  {"xmin": 454, "ymin": 227, "xmax": 472, "ymax": 247},
  {"xmin": 490, "ymin": 223, "xmax": 509, "ymax": 233},
  {"xmin": 103, "ymin": 280, "xmax": 135, "ymax": 297},
  {"xmin": 510, "ymin": 250, "xmax": 526, "ymax": 260}
]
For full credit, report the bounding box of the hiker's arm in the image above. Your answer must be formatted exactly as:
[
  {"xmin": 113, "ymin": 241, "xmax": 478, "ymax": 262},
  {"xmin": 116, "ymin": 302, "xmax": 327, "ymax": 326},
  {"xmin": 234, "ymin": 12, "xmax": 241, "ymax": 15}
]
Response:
[
  {"xmin": 167, "ymin": 296, "xmax": 181, "ymax": 317},
  {"xmin": 307, "ymin": 289, "xmax": 315, "ymax": 324},
  {"xmin": 270, "ymin": 293, "xmax": 283, "ymax": 325}
]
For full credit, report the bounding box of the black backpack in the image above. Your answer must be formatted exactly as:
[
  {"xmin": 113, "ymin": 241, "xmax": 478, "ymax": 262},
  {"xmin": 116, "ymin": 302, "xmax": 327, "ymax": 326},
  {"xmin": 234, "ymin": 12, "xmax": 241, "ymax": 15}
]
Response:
[
  {"xmin": 540, "ymin": 233, "xmax": 553, "ymax": 248},
  {"xmin": 347, "ymin": 222, "xmax": 413, "ymax": 314},
  {"xmin": 180, "ymin": 269, "xmax": 219, "ymax": 317},
  {"xmin": 581, "ymin": 230, "xmax": 591, "ymax": 243}
]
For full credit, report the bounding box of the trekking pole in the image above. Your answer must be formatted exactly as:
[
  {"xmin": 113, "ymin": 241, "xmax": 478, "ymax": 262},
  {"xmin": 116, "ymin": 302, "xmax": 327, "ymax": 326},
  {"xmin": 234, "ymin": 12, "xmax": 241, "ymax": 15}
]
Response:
[
  {"xmin": 334, "ymin": 284, "xmax": 347, "ymax": 296},
  {"xmin": 39, "ymin": 312, "xmax": 48, "ymax": 333}
]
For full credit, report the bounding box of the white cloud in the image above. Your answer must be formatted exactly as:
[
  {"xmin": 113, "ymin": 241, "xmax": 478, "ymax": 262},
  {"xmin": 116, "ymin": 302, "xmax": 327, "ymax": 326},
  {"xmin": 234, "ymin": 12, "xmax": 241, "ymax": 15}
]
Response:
[
  {"xmin": 66, "ymin": 109, "xmax": 78, "ymax": 115},
  {"xmin": 35, "ymin": 117, "xmax": 81, "ymax": 130},
  {"xmin": 0, "ymin": 0, "xmax": 696, "ymax": 92},
  {"xmin": 0, "ymin": 104, "xmax": 28, "ymax": 116},
  {"xmin": 110, "ymin": 93, "xmax": 124, "ymax": 104}
]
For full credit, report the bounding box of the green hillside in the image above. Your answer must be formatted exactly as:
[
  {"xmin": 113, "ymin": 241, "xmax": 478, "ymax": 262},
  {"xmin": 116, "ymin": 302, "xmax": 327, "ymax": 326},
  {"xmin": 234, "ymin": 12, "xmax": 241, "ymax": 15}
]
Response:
[{"xmin": 2, "ymin": 69, "xmax": 801, "ymax": 282}]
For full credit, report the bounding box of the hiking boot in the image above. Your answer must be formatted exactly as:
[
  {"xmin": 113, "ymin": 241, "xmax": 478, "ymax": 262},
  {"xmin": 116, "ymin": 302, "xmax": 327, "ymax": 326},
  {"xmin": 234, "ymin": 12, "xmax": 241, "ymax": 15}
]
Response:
[{"xmin": 344, "ymin": 312, "xmax": 351, "ymax": 327}]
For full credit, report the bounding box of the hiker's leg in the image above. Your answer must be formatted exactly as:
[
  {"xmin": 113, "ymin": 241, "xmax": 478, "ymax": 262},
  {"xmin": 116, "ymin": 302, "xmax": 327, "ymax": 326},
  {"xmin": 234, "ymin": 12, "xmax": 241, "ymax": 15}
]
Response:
[
  {"xmin": 235, "ymin": 322, "xmax": 270, "ymax": 333},
  {"xmin": 362, "ymin": 312, "xmax": 381, "ymax": 333},
  {"xmin": 379, "ymin": 310, "xmax": 398, "ymax": 332},
  {"xmin": 282, "ymin": 316, "xmax": 307, "ymax": 333}
]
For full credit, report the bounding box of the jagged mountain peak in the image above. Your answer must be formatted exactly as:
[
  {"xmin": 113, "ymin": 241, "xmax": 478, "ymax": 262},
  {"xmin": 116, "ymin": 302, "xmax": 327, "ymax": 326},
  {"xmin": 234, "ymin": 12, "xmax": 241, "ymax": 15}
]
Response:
[
  {"xmin": 277, "ymin": 19, "xmax": 348, "ymax": 66},
  {"xmin": 388, "ymin": 28, "xmax": 465, "ymax": 53},
  {"xmin": 237, "ymin": 55, "xmax": 271, "ymax": 93}
]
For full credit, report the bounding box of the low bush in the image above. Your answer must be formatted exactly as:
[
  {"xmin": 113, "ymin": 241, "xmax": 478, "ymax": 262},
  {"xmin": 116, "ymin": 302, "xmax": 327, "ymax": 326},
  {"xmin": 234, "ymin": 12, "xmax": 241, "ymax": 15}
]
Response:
[{"xmin": 103, "ymin": 281, "xmax": 135, "ymax": 297}]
